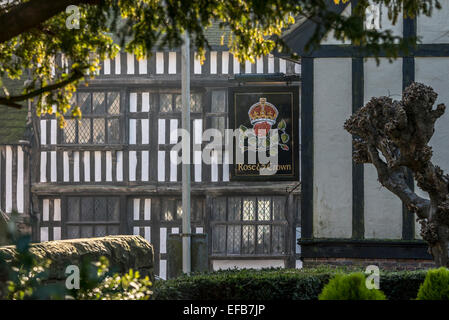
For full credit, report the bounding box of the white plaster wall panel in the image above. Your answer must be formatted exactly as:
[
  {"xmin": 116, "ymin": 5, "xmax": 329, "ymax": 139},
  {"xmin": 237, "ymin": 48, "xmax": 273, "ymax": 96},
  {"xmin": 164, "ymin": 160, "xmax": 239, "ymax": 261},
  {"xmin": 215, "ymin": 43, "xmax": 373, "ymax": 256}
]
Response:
[
  {"xmin": 133, "ymin": 198, "xmax": 140, "ymax": 220},
  {"xmin": 363, "ymin": 58, "xmax": 403, "ymax": 239},
  {"xmin": 40, "ymin": 227, "xmax": 48, "ymax": 242},
  {"xmin": 5, "ymin": 146, "xmax": 12, "ymax": 212},
  {"xmin": 169, "ymin": 119, "xmax": 178, "ymax": 144},
  {"xmin": 73, "ymin": 151, "xmax": 80, "ymax": 182},
  {"xmin": 106, "ymin": 151, "xmax": 112, "ymax": 181},
  {"xmin": 210, "ymin": 51, "xmax": 217, "ymax": 74},
  {"xmin": 168, "ymin": 52, "xmax": 176, "ymax": 74},
  {"xmin": 256, "ymin": 56, "xmax": 263, "ymax": 73},
  {"xmin": 170, "ymin": 150, "xmax": 177, "ymax": 182},
  {"xmin": 103, "ymin": 58, "xmax": 111, "ymax": 75},
  {"xmin": 211, "ymin": 150, "xmax": 218, "ymax": 182},
  {"xmin": 212, "ymin": 260, "xmax": 285, "ymax": 271},
  {"xmin": 129, "ymin": 119, "xmax": 136, "ymax": 144},
  {"xmin": 53, "ymin": 227, "xmax": 61, "ymax": 241},
  {"xmin": 63, "ymin": 152, "xmax": 69, "ymax": 182},
  {"xmin": 129, "ymin": 150, "xmax": 137, "ymax": 181},
  {"xmin": 127, "ymin": 53, "xmax": 134, "ymax": 74},
  {"xmin": 160, "ymin": 227, "xmax": 167, "ymax": 253},
  {"xmin": 50, "ymin": 151, "xmax": 57, "ymax": 182},
  {"xmin": 221, "ymin": 51, "xmax": 229, "ymax": 74},
  {"xmin": 416, "ymin": 58, "xmax": 449, "ymax": 174},
  {"xmin": 416, "ymin": 58, "xmax": 449, "ymax": 238},
  {"xmin": 50, "ymin": 120, "xmax": 57, "ymax": 144},
  {"xmin": 364, "ymin": 164, "xmax": 403, "ymax": 238},
  {"xmin": 233, "ymin": 55, "xmax": 240, "ymax": 73},
  {"xmin": 130, "ymin": 92, "xmax": 137, "ymax": 112},
  {"xmin": 144, "ymin": 199, "xmax": 151, "ymax": 220},
  {"xmin": 417, "ymin": 4, "xmax": 449, "ymax": 43},
  {"xmin": 116, "ymin": 151, "xmax": 123, "ymax": 181},
  {"xmin": 194, "ymin": 150, "xmax": 202, "ymax": 182},
  {"xmin": 414, "ymin": 180, "xmax": 429, "ymax": 239},
  {"xmin": 156, "ymin": 52, "xmax": 164, "ymax": 74},
  {"xmin": 377, "ymin": 3, "xmax": 403, "ymax": 38},
  {"xmin": 54, "ymin": 199, "xmax": 61, "ymax": 221},
  {"xmin": 115, "ymin": 54, "xmax": 121, "ymax": 74},
  {"xmin": 279, "ymin": 59, "xmax": 286, "ymax": 73},
  {"xmin": 142, "ymin": 92, "xmax": 150, "ymax": 112},
  {"xmin": 83, "ymin": 151, "xmax": 90, "ymax": 182},
  {"xmin": 43, "ymin": 199, "xmax": 49, "ymax": 221},
  {"xmin": 321, "ymin": 3, "xmax": 351, "ymax": 45},
  {"xmin": 223, "ymin": 150, "xmax": 230, "ymax": 182},
  {"xmin": 296, "ymin": 227, "xmax": 301, "ymax": 254},
  {"xmin": 268, "ymin": 54, "xmax": 274, "ymax": 73},
  {"xmin": 158, "ymin": 151, "xmax": 165, "ymax": 181},
  {"xmin": 193, "ymin": 119, "xmax": 202, "ymax": 145},
  {"xmin": 94, "ymin": 151, "xmax": 102, "ymax": 182},
  {"xmin": 144, "ymin": 227, "xmax": 151, "ymax": 242},
  {"xmin": 245, "ymin": 60, "xmax": 252, "ymax": 73},
  {"xmin": 141, "ymin": 119, "xmax": 150, "ymax": 144},
  {"xmin": 158, "ymin": 119, "xmax": 166, "ymax": 144},
  {"xmin": 16, "ymin": 146, "xmax": 24, "ymax": 213},
  {"xmin": 313, "ymin": 58, "xmax": 353, "ymax": 238},
  {"xmin": 159, "ymin": 260, "xmax": 167, "ymax": 280},
  {"xmin": 40, "ymin": 152, "xmax": 47, "ymax": 183},
  {"xmin": 141, "ymin": 151, "xmax": 149, "ymax": 181},
  {"xmin": 364, "ymin": 58, "xmax": 403, "ymax": 99},
  {"xmin": 40, "ymin": 120, "xmax": 46, "ymax": 145},
  {"xmin": 194, "ymin": 53, "xmax": 202, "ymax": 74},
  {"xmin": 139, "ymin": 58, "xmax": 147, "ymax": 74}
]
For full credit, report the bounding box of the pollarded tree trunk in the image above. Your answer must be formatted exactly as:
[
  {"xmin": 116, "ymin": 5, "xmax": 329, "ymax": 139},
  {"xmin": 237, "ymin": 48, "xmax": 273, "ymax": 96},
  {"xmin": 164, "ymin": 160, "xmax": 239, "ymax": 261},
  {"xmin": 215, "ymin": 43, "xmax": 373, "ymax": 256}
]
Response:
[{"xmin": 345, "ymin": 82, "xmax": 449, "ymax": 267}]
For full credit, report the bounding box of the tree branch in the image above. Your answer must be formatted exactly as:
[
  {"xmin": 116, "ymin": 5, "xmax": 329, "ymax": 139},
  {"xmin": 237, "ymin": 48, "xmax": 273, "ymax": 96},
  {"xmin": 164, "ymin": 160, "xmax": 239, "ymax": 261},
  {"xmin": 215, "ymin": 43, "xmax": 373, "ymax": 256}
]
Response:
[
  {"xmin": 367, "ymin": 143, "xmax": 430, "ymax": 219},
  {"xmin": 0, "ymin": 0, "xmax": 101, "ymax": 43},
  {"xmin": 0, "ymin": 69, "xmax": 84, "ymax": 109}
]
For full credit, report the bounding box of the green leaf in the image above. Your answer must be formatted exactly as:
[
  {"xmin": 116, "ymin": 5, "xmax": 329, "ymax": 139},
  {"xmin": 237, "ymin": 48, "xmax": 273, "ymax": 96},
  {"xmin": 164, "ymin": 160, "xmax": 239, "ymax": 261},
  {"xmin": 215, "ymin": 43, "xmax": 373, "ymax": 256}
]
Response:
[{"xmin": 278, "ymin": 120, "xmax": 286, "ymax": 130}]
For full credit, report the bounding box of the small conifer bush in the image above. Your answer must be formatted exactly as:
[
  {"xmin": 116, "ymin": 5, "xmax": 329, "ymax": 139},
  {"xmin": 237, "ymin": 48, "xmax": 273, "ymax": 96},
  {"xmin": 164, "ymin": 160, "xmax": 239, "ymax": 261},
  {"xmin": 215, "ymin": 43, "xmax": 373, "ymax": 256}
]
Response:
[
  {"xmin": 416, "ymin": 267, "xmax": 449, "ymax": 300},
  {"xmin": 318, "ymin": 272, "xmax": 386, "ymax": 300}
]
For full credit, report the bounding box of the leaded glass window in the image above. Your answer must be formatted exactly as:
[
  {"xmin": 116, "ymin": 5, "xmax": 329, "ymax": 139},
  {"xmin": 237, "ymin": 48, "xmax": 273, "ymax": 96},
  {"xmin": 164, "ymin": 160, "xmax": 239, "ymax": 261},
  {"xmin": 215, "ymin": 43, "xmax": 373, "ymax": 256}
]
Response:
[
  {"xmin": 65, "ymin": 196, "xmax": 121, "ymax": 239},
  {"xmin": 211, "ymin": 196, "xmax": 287, "ymax": 256},
  {"xmin": 62, "ymin": 91, "xmax": 122, "ymax": 144}
]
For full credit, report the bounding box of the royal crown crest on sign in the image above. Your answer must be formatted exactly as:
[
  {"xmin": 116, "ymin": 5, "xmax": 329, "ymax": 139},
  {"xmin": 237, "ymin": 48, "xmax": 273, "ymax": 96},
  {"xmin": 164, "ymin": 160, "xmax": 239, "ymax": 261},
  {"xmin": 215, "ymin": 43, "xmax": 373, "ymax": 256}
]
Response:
[{"xmin": 239, "ymin": 98, "xmax": 290, "ymax": 152}]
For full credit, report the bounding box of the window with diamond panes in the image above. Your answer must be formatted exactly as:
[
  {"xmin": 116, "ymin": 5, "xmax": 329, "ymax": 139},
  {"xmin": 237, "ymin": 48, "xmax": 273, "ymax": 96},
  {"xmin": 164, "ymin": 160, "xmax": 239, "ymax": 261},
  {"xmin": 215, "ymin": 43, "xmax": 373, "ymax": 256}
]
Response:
[
  {"xmin": 62, "ymin": 91, "xmax": 122, "ymax": 144},
  {"xmin": 207, "ymin": 90, "xmax": 227, "ymax": 143},
  {"xmin": 211, "ymin": 196, "xmax": 287, "ymax": 256},
  {"xmin": 159, "ymin": 93, "xmax": 203, "ymax": 113},
  {"xmin": 160, "ymin": 197, "xmax": 204, "ymax": 222},
  {"xmin": 65, "ymin": 196, "xmax": 121, "ymax": 239}
]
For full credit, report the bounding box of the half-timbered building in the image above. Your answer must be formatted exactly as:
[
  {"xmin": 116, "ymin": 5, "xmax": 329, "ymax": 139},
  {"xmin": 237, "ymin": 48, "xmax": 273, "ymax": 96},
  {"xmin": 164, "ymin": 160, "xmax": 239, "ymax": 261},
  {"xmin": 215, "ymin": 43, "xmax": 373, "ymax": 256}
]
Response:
[
  {"xmin": 3, "ymin": 0, "xmax": 449, "ymax": 275},
  {"xmin": 0, "ymin": 27, "xmax": 302, "ymax": 278}
]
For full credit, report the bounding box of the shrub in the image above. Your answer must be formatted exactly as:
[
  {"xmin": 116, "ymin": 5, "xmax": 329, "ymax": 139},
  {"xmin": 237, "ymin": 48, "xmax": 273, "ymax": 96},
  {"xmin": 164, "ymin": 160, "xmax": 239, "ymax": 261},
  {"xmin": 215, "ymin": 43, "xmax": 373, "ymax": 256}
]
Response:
[
  {"xmin": 318, "ymin": 273, "xmax": 386, "ymax": 300},
  {"xmin": 153, "ymin": 268, "xmax": 335, "ymax": 300},
  {"xmin": 153, "ymin": 267, "xmax": 425, "ymax": 300},
  {"xmin": 380, "ymin": 270, "xmax": 427, "ymax": 300},
  {"xmin": 416, "ymin": 267, "xmax": 449, "ymax": 300}
]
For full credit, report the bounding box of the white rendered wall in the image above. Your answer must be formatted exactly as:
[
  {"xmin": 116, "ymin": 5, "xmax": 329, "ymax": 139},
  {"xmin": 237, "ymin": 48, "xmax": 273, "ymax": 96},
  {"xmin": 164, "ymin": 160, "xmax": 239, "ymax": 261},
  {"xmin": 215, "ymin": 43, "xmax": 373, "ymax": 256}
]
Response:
[
  {"xmin": 313, "ymin": 58, "xmax": 353, "ymax": 238},
  {"xmin": 321, "ymin": 4, "xmax": 351, "ymax": 45},
  {"xmin": 415, "ymin": 58, "xmax": 449, "ymax": 174},
  {"xmin": 415, "ymin": 57, "xmax": 449, "ymax": 238},
  {"xmin": 417, "ymin": 4, "xmax": 449, "ymax": 43},
  {"xmin": 212, "ymin": 260, "xmax": 285, "ymax": 271},
  {"xmin": 363, "ymin": 58, "xmax": 403, "ymax": 239}
]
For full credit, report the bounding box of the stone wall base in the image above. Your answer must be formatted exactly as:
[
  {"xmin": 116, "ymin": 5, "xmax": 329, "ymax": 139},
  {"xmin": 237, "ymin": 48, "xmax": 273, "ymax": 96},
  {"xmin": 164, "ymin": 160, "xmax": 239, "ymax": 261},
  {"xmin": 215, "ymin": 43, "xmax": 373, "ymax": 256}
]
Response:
[{"xmin": 302, "ymin": 257, "xmax": 435, "ymax": 270}]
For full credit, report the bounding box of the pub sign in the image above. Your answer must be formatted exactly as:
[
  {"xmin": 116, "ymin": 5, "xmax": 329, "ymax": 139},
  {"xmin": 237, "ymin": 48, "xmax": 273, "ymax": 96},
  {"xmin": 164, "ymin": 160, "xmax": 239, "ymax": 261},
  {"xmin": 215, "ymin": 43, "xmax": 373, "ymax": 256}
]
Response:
[{"xmin": 228, "ymin": 86, "xmax": 299, "ymax": 181}]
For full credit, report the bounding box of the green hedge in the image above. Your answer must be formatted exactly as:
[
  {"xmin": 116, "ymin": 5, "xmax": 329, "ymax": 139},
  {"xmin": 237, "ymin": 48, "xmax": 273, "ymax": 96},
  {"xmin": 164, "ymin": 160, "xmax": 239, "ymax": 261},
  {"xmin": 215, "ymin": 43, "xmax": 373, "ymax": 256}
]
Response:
[{"xmin": 152, "ymin": 268, "xmax": 427, "ymax": 300}]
